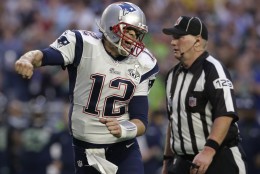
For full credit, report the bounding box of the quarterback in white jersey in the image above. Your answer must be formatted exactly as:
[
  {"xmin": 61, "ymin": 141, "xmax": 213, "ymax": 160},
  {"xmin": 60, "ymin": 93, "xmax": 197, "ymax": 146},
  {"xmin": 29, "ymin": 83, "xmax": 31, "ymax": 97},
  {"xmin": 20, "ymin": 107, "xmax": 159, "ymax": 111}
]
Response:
[
  {"xmin": 15, "ymin": 2, "xmax": 159, "ymax": 174},
  {"xmin": 51, "ymin": 29, "xmax": 158, "ymax": 144}
]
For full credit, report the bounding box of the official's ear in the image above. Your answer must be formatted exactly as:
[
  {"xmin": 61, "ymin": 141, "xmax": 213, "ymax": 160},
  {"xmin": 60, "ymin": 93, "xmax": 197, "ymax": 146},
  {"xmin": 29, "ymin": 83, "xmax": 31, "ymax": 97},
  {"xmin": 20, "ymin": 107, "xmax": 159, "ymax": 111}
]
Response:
[{"xmin": 195, "ymin": 39, "xmax": 200, "ymax": 46}]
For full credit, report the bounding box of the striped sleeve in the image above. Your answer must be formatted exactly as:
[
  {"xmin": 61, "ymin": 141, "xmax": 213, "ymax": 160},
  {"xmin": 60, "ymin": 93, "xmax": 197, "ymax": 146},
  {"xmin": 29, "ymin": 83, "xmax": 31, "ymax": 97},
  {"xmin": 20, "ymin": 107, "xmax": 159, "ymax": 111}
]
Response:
[{"xmin": 205, "ymin": 56, "xmax": 238, "ymax": 121}]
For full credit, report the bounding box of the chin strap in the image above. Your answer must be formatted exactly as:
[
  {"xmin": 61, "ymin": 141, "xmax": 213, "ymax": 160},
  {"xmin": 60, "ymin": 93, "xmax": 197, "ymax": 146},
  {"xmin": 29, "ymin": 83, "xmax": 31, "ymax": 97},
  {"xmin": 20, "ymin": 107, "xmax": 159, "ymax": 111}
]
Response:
[{"xmin": 117, "ymin": 39, "xmax": 129, "ymax": 56}]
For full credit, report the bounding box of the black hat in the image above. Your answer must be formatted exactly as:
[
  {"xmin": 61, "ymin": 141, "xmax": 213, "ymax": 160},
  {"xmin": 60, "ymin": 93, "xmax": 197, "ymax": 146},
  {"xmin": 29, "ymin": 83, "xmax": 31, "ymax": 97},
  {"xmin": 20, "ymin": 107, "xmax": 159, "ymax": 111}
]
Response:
[{"xmin": 162, "ymin": 16, "xmax": 208, "ymax": 40}]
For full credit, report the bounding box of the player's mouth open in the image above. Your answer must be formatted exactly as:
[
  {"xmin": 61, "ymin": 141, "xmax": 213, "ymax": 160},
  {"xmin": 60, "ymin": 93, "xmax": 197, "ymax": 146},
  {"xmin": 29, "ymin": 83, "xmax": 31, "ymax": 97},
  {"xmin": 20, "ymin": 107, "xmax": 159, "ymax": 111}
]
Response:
[
  {"xmin": 173, "ymin": 49, "xmax": 179, "ymax": 53},
  {"xmin": 124, "ymin": 41, "xmax": 133, "ymax": 49}
]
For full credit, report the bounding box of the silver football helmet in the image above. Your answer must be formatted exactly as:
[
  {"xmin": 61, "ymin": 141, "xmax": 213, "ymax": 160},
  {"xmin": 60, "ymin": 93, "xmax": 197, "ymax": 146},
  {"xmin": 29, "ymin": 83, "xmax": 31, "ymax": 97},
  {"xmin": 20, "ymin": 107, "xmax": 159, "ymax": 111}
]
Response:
[{"xmin": 97, "ymin": 2, "xmax": 148, "ymax": 56}]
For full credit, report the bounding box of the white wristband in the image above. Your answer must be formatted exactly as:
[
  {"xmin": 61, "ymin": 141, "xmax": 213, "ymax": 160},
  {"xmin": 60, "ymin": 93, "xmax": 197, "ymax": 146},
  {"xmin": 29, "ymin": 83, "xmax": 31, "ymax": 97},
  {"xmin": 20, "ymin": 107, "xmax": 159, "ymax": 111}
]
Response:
[{"xmin": 119, "ymin": 121, "xmax": 137, "ymax": 140}]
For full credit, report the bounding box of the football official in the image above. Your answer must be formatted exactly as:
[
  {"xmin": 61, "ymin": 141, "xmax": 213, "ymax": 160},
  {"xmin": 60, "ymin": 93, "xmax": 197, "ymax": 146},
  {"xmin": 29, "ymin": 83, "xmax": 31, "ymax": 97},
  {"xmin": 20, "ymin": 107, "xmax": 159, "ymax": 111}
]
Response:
[
  {"xmin": 14, "ymin": 2, "xmax": 159, "ymax": 174},
  {"xmin": 161, "ymin": 16, "xmax": 247, "ymax": 174}
]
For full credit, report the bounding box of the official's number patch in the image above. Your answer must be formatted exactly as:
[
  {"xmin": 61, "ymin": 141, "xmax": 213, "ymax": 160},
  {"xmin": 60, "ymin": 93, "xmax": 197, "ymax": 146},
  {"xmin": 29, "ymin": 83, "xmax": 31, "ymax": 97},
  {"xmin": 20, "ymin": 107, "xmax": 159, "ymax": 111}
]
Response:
[{"xmin": 213, "ymin": 78, "xmax": 233, "ymax": 89}]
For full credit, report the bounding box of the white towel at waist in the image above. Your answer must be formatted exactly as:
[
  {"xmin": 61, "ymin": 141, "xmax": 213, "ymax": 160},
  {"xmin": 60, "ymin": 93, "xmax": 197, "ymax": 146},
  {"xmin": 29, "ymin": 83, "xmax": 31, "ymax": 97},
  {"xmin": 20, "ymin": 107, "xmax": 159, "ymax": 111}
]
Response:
[{"xmin": 85, "ymin": 148, "xmax": 118, "ymax": 174}]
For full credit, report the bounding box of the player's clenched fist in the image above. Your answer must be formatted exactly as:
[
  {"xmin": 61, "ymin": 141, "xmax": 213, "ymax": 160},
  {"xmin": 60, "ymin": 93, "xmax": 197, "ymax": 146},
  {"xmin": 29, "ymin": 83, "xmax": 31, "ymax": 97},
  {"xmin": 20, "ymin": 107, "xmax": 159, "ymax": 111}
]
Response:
[
  {"xmin": 99, "ymin": 118, "xmax": 122, "ymax": 138},
  {"xmin": 14, "ymin": 50, "xmax": 43, "ymax": 79},
  {"xmin": 15, "ymin": 59, "xmax": 34, "ymax": 79}
]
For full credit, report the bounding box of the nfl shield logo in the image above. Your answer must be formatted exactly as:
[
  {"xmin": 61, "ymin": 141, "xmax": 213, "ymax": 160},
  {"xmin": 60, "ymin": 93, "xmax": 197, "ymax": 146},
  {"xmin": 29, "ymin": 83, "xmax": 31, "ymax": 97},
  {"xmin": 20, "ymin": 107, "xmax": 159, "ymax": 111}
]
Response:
[
  {"xmin": 77, "ymin": 160, "xmax": 83, "ymax": 167},
  {"xmin": 189, "ymin": 96, "xmax": 197, "ymax": 107}
]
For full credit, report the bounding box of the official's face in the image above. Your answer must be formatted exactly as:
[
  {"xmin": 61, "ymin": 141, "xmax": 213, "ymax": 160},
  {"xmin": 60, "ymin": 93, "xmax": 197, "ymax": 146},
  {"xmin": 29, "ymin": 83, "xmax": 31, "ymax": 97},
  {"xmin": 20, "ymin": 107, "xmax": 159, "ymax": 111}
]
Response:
[{"xmin": 170, "ymin": 34, "xmax": 198, "ymax": 62}]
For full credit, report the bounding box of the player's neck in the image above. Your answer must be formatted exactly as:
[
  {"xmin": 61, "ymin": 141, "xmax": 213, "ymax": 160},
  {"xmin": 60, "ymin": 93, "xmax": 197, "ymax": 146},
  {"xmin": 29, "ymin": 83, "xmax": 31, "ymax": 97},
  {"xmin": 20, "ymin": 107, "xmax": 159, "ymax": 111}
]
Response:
[
  {"xmin": 102, "ymin": 39, "xmax": 127, "ymax": 61},
  {"xmin": 103, "ymin": 39, "xmax": 120, "ymax": 57}
]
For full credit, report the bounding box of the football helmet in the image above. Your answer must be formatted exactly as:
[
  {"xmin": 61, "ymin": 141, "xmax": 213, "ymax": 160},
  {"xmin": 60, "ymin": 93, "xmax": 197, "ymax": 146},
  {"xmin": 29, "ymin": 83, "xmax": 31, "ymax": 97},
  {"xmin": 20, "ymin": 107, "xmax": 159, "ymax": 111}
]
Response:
[{"xmin": 97, "ymin": 2, "xmax": 148, "ymax": 57}]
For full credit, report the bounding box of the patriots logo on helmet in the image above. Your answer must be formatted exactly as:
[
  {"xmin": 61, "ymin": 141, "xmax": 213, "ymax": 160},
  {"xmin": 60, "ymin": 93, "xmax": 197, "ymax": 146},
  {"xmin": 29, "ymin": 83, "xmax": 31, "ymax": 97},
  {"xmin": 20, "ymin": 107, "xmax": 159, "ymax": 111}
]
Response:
[
  {"xmin": 119, "ymin": 3, "xmax": 136, "ymax": 16},
  {"xmin": 57, "ymin": 36, "xmax": 70, "ymax": 48}
]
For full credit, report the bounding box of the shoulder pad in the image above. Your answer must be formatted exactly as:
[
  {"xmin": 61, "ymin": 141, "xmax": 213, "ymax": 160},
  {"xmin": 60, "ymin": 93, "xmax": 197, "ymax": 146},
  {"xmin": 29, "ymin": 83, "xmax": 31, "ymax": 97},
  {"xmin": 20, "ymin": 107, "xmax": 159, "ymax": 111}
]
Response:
[
  {"xmin": 79, "ymin": 30, "xmax": 102, "ymax": 45},
  {"xmin": 136, "ymin": 49, "xmax": 159, "ymax": 83},
  {"xmin": 55, "ymin": 30, "xmax": 77, "ymax": 47},
  {"xmin": 137, "ymin": 49, "xmax": 157, "ymax": 70}
]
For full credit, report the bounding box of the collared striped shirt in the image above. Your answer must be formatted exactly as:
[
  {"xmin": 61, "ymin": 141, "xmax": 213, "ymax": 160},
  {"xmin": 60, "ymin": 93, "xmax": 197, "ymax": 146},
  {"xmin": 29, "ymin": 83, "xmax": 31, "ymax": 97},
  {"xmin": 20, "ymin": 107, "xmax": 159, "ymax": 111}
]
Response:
[{"xmin": 165, "ymin": 51, "xmax": 239, "ymax": 155}]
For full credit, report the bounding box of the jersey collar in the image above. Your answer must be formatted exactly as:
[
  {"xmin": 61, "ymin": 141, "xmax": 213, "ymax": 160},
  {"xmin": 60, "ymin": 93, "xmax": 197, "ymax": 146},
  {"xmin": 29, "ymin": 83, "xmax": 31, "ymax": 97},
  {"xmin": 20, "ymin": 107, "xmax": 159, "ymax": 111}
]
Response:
[
  {"xmin": 102, "ymin": 39, "xmax": 127, "ymax": 61},
  {"xmin": 187, "ymin": 51, "xmax": 209, "ymax": 74}
]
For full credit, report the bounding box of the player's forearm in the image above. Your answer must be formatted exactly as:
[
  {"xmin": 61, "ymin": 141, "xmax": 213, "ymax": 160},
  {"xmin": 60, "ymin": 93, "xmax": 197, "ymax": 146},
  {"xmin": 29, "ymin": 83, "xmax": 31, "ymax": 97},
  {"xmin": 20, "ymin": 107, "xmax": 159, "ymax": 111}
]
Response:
[
  {"xmin": 207, "ymin": 116, "xmax": 233, "ymax": 145},
  {"xmin": 20, "ymin": 50, "xmax": 43, "ymax": 68},
  {"xmin": 130, "ymin": 119, "xmax": 146, "ymax": 136},
  {"xmin": 163, "ymin": 124, "xmax": 174, "ymax": 167},
  {"xmin": 164, "ymin": 124, "xmax": 174, "ymax": 156},
  {"xmin": 15, "ymin": 50, "xmax": 44, "ymax": 79},
  {"xmin": 203, "ymin": 116, "xmax": 233, "ymax": 156}
]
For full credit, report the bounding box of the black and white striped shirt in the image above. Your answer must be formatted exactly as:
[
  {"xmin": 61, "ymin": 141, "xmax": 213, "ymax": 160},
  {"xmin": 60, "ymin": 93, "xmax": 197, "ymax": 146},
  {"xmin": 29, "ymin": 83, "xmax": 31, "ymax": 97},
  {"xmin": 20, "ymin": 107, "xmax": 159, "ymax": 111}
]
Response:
[{"xmin": 165, "ymin": 51, "xmax": 239, "ymax": 155}]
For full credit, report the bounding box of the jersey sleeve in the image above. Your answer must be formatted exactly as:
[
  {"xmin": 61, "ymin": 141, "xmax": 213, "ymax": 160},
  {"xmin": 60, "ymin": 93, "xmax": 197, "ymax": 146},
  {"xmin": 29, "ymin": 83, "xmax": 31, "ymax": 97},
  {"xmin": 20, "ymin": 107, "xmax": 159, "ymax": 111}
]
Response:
[
  {"xmin": 205, "ymin": 60, "xmax": 238, "ymax": 121},
  {"xmin": 134, "ymin": 50, "xmax": 159, "ymax": 96},
  {"xmin": 49, "ymin": 30, "xmax": 77, "ymax": 66},
  {"xmin": 165, "ymin": 67, "xmax": 175, "ymax": 117}
]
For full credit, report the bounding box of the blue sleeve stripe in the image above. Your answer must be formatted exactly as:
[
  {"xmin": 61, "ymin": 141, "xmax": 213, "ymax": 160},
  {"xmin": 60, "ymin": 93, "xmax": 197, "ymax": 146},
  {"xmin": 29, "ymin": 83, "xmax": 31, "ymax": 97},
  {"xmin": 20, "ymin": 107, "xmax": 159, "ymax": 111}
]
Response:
[
  {"xmin": 128, "ymin": 96, "xmax": 148, "ymax": 128},
  {"xmin": 41, "ymin": 47, "xmax": 64, "ymax": 66},
  {"xmin": 67, "ymin": 30, "xmax": 83, "ymax": 134},
  {"xmin": 140, "ymin": 63, "xmax": 159, "ymax": 83},
  {"xmin": 72, "ymin": 30, "xmax": 83, "ymax": 67}
]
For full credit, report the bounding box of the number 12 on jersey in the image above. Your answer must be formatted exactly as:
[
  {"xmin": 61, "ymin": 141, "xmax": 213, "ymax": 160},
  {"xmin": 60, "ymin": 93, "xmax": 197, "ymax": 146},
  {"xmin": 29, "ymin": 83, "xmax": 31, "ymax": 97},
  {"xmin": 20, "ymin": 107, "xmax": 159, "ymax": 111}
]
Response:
[{"xmin": 83, "ymin": 74, "xmax": 135, "ymax": 117}]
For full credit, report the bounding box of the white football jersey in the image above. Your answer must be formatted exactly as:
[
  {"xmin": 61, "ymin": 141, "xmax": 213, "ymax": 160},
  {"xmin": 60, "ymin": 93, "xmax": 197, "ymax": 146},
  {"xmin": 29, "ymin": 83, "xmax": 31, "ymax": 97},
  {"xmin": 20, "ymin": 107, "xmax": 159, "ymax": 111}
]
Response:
[{"xmin": 50, "ymin": 30, "xmax": 159, "ymax": 144}]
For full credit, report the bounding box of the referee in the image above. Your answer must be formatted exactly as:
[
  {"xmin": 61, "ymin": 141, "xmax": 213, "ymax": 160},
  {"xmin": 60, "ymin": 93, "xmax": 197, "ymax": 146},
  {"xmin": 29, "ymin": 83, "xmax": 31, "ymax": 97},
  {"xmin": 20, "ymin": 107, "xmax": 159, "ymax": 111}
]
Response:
[{"xmin": 161, "ymin": 16, "xmax": 247, "ymax": 174}]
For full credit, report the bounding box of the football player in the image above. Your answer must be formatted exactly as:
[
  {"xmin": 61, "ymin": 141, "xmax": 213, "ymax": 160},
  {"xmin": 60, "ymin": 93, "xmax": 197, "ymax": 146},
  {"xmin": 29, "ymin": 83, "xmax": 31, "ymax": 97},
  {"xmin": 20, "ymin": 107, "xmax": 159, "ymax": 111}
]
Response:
[{"xmin": 15, "ymin": 2, "xmax": 159, "ymax": 174}]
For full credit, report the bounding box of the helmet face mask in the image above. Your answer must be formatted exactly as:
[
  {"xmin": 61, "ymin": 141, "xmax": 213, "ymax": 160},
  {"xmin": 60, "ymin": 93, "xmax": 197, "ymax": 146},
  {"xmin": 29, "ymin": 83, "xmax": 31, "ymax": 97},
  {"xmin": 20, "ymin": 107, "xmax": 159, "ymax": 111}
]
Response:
[
  {"xmin": 111, "ymin": 22, "xmax": 146, "ymax": 56},
  {"xmin": 97, "ymin": 2, "xmax": 148, "ymax": 57}
]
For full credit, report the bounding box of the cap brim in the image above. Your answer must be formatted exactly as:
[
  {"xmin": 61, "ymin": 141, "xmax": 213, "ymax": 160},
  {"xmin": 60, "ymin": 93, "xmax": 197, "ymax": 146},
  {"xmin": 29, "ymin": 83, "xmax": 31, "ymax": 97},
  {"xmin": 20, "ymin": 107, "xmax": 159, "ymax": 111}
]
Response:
[{"xmin": 162, "ymin": 27, "xmax": 187, "ymax": 36}]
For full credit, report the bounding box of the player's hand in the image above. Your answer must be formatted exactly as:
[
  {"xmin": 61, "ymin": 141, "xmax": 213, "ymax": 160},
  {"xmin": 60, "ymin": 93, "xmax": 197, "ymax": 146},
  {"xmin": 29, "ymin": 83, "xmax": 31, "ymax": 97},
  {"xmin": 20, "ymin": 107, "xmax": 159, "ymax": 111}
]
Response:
[
  {"xmin": 99, "ymin": 118, "xmax": 121, "ymax": 138},
  {"xmin": 190, "ymin": 146, "xmax": 215, "ymax": 174},
  {"xmin": 15, "ymin": 58, "xmax": 34, "ymax": 79}
]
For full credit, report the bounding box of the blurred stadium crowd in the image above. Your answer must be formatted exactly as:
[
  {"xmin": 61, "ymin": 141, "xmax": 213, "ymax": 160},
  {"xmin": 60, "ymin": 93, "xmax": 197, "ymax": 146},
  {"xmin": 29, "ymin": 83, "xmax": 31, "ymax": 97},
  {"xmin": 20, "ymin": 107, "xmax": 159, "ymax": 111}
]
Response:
[{"xmin": 0, "ymin": 0, "xmax": 260, "ymax": 174}]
